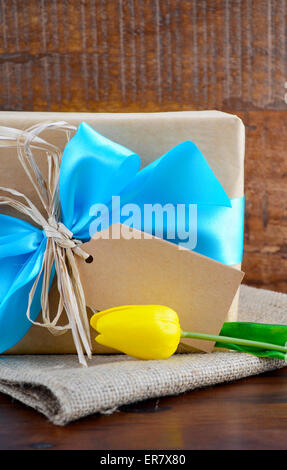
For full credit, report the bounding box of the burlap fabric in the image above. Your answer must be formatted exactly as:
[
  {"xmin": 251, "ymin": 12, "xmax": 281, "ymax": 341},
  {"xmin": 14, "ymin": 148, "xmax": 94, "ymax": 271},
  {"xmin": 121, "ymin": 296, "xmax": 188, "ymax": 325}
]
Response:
[{"xmin": 0, "ymin": 285, "xmax": 286, "ymax": 426}]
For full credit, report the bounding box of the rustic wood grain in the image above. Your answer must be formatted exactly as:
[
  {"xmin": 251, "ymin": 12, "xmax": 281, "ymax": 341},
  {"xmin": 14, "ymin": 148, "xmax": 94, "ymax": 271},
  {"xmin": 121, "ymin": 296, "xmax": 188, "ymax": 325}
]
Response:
[
  {"xmin": 0, "ymin": 367, "xmax": 286, "ymax": 450},
  {"xmin": 0, "ymin": 0, "xmax": 287, "ymax": 292},
  {"xmin": 242, "ymin": 111, "xmax": 287, "ymax": 290}
]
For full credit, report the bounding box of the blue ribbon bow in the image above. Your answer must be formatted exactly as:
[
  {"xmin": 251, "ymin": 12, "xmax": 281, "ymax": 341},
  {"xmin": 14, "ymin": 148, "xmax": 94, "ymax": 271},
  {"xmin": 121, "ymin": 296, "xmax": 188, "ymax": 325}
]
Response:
[{"xmin": 0, "ymin": 122, "xmax": 244, "ymax": 353}]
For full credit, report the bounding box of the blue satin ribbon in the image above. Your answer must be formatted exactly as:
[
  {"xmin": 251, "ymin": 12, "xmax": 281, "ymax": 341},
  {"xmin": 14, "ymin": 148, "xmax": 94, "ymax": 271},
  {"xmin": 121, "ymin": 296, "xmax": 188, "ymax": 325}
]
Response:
[{"xmin": 0, "ymin": 122, "xmax": 244, "ymax": 352}]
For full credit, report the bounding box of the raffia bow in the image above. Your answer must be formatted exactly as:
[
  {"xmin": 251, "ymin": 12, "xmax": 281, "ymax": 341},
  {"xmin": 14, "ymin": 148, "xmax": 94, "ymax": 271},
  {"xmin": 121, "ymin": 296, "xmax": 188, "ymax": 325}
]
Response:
[{"xmin": 0, "ymin": 122, "xmax": 93, "ymax": 366}]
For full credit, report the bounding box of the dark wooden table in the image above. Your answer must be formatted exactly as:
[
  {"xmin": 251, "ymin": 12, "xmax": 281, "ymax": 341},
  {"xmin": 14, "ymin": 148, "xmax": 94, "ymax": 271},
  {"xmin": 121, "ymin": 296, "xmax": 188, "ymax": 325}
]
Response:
[{"xmin": 0, "ymin": 366, "xmax": 286, "ymax": 450}]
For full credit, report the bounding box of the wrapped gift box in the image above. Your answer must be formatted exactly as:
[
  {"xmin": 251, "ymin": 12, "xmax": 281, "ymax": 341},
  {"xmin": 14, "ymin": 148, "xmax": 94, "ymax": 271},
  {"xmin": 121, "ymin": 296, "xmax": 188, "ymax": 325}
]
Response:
[{"xmin": 0, "ymin": 111, "xmax": 245, "ymax": 354}]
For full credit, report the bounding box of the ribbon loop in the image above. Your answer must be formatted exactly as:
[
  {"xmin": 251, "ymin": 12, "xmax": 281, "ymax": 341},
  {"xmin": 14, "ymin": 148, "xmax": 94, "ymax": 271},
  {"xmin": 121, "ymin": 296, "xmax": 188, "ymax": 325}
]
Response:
[{"xmin": 0, "ymin": 122, "xmax": 93, "ymax": 366}]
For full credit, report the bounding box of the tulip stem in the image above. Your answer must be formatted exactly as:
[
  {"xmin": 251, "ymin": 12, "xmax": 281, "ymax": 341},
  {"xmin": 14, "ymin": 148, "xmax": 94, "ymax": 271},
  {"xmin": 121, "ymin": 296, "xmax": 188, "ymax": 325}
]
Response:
[{"xmin": 180, "ymin": 330, "xmax": 287, "ymax": 353}]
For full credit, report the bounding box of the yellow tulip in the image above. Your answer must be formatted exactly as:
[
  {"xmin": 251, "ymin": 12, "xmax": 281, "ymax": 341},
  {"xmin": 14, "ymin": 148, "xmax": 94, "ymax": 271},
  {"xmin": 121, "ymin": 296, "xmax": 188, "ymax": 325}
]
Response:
[
  {"xmin": 90, "ymin": 305, "xmax": 181, "ymax": 360},
  {"xmin": 90, "ymin": 305, "xmax": 287, "ymax": 361}
]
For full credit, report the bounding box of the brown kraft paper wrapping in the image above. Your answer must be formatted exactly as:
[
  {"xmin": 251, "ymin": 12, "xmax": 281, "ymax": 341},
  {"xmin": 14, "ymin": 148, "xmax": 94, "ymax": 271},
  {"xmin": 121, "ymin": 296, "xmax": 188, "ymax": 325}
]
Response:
[{"xmin": 0, "ymin": 111, "xmax": 245, "ymax": 354}]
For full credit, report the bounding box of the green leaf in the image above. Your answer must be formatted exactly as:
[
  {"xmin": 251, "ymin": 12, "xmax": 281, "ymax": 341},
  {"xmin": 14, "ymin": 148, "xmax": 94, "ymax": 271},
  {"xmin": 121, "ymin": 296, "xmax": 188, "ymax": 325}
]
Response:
[{"xmin": 216, "ymin": 322, "xmax": 287, "ymax": 360}]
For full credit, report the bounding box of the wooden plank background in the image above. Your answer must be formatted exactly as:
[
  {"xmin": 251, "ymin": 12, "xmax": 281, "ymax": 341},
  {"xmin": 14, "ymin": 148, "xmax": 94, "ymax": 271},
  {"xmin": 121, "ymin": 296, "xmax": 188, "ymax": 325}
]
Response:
[{"xmin": 0, "ymin": 0, "xmax": 287, "ymax": 292}]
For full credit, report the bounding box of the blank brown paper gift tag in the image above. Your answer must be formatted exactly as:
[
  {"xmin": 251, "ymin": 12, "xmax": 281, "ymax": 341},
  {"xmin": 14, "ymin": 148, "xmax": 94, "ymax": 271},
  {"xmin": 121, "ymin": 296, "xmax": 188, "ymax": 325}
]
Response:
[{"xmin": 77, "ymin": 224, "xmax": 244, "ymax": 353}]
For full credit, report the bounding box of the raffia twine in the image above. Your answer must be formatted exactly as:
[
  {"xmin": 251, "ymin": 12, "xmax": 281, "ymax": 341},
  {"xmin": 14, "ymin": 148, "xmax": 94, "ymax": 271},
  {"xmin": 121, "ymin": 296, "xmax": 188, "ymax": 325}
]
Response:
[{"xmin": 0, "ymin": 122, "xmax": 93, "ymax": 366}]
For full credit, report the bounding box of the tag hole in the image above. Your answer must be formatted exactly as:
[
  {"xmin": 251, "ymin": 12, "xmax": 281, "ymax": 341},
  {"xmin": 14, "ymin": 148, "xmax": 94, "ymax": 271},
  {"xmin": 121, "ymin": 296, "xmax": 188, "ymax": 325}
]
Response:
[{"xmin": 85, "ymin": 255, "xmax": 94, "ymax": 264}]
